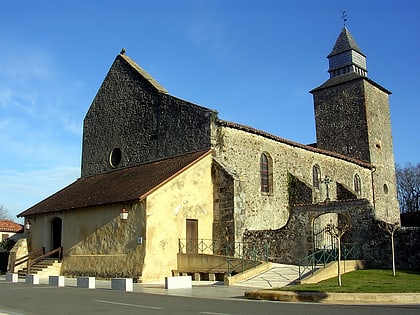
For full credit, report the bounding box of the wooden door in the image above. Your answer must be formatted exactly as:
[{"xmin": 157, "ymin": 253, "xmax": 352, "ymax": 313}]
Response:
[{"xmin": 186, "ymin": 219, "xmax": 198, "ymax": 254}]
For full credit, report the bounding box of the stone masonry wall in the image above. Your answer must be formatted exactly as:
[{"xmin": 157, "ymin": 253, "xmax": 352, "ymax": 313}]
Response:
[
  {"xmin": 212, "ymin": 161, "xmax": 235, "ymax": 246},
  {"xmin": 363, "ymin": 81, "xmax": 400, "ymax": 223},
  {"xmin": 81, "ymin": 55, "xmax": 214, "ymax": 177},
  {"xmin": 244, "ymin": 199, "xmax": 420, "ymax": 270},
  {"xmin": 312, "ymin": 77, "xmax": 400, "ymax": 223},
  {"xmin": 313, "ymin": 78, "xmax": 370, "ymax": 162},
  {"xmin": 212, "ymin": 121, "xmax": 374, "ymax": 242}
]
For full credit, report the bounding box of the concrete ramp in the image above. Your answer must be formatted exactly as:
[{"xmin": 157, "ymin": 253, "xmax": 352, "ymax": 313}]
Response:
[
  {"xmin": 300, "ymin": 260, "xmax": 365, "ymax": 284},
  {"xmin": 233, "ymin": 263, "xmax": 300, "ymax": 288}
]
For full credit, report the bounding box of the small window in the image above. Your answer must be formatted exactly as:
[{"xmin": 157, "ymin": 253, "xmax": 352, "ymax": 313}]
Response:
[
  {"xmin": 313, "ymin": 164, "xmax": 321, "ymax": 189},
  {"xmin": 260, "ymin": 153, "xmax": 273, "ymax": 194},
  {"xmin": 354, "ymin": 174, "xmax": 361, "ymax": 195},
  {"xmin": 2, "ymin": 233, "xmax": 9, "ymax": 241},
  {"xmin": 109, "ymin": 148, "xmax": 122, "ymax": 168},
  {"xmin": 383, "ymin": 184, "xmax": 389, "ymax": 194}
]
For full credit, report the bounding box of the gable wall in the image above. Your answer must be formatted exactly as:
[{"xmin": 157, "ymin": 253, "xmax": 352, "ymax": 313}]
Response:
[
  {"xmin": 142, "ymin": 154, "xmax": 214, "ymax": 281},
  {"xmin": 81, "ymin": 56, "xmax": 214, "ymax": 177},
  {"xmin": 25, "ymin": 154, "xmax": 214, "ymax": 282}
]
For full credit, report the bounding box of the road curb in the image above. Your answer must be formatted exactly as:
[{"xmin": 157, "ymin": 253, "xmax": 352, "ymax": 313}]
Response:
[{"xmin": 244, "ymin": 290, "xmax": 420, "ymax": 304}]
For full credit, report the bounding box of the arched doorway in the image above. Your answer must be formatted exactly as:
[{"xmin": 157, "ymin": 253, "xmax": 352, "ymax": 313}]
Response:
[
  {"xmin": 51, "ymin": 217, "xmax": 62, "ymax": 253},
  {"xmin": 312, "ymin": 213, "xmax": 337, "ymax": 251}
]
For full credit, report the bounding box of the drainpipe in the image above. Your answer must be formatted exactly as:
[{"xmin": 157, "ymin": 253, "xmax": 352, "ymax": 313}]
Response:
[{"xmin": 371, "ymin": 166, "xmax": 377, "ymax": 209}]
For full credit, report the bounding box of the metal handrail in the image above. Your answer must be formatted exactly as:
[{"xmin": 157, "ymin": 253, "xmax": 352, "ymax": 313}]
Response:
[
  {"xmin": 178, "ymin": 238, "xmax": 269, "ymax": 276},
  {"xmin": 178, "ymin": 239, "xmax": 269, "ymax": 261},
  {"xmin": 226, "ymin": 257, "xmax": 260, "ymax": 276},
  {"xmin": 28, "ymin": 247, "xmax": 63, "ymax": 272},
  {"xmin": 8, "ymin": 247, "xmax": 45, "ymax": 273}
]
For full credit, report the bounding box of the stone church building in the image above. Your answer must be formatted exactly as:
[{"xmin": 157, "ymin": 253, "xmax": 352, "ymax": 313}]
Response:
[{"xmin": 17, "ymin": 27, "xmax": 402, "ymax": 281}]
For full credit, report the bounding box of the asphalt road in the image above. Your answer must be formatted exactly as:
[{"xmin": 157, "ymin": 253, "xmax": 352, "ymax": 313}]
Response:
[{"xmin": 0, "ymin": 282, "xmax": 419, "ymax": 315}]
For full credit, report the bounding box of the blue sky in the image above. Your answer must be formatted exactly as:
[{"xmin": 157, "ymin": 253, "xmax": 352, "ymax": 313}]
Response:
[{"xmin": 1, "ymin": 0, "xmax": 419, "ymax": 220}]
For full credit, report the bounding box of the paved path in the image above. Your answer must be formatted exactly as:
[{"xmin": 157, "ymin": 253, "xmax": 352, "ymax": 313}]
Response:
[
  {"xmin": 0, "ymin": 275, "xmax": 252, "ymax": 300},
  {"xmin": 2, "ymin": 271, "xmax": 420, "ymax": 306},
  {"xmin": 0, "ymin": 263, "xmax": 300, "ymax": 302},
  {"xmin": 234, "ymin": 263, "xmax": 300, "ymax": 288}
]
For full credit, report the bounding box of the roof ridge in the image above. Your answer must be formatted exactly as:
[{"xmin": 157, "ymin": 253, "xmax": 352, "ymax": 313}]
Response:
[
  {"xmin": 80, "ymin": 149, "xmax": 212, "ymax": 180},
  {"xmin": 0, "ymin": 220, "xmax": 24, "ymax": 232},
  {"xmin": 18, "ymin": 149, "xmax": 212, "ymax": 217},
  {"xmin": 217, "ymin": 119, "xmax": 372, "ymax": 168},
  {"xmin": 328, "ymin": 27, "xmax": 364, "ymax": 57},
  {"xmin": 118, "ymin": 53, "xmax": 168, "ymax": 94}
]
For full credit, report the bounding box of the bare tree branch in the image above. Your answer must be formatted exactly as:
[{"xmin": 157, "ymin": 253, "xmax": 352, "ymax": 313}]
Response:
[
  {"xmin": 0, "ymin": 204, "xmax": 13, "ymax": 220},
  {"xmin": 325, "ymin": 214, "xmax": 352, "ymax": 286},
  {"xmin": 396, "ymin": 163, "xmax": 420, "ymax": 213},
  {"xmin": 378, "ymin": 221, "xmax": 400, "ymax": 276}
]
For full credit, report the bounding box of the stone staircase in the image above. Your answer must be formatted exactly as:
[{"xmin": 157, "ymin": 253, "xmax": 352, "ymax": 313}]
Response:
[{"xmin": 18, "ymin": 258, "xmax": 62, "ymax": 278}]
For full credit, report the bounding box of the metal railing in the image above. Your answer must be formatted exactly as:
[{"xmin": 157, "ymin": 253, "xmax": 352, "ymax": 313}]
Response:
[
  {"xmin": 226, "ymin": 257, "xmax": 260, "ymax": 276},
  {"xmin": 297, "ymin": 243, "xmax": 362, "ymax": 280},
  {"xmin": 28, "ymin": 247, "xmax": 63, "ymax": 274},
  {"xmin": 8, "ymin": 247, "xmax": 63, "ymax": 274},
  {"xmin": 178, "ymin": 239, "xmax": 270, "ymax": 276},
  {"xmin": 178, "ymin": 239, "xmax": 269, "ymax": 261},
  {"xmin": 8, "ymin": 247, "xmax": 45, "ymax": 273}
]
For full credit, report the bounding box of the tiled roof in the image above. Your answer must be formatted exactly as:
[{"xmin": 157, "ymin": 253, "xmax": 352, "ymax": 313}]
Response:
[
  {"xmin": 0, "ymin": 220, "xmax": 24, "ymax": 233},
  {"xmin": 119, "ymin": 53, "xmax": 168, "ymax": 94},
  {"xmin": 328, "ymin": 27, "xmax": 364, "ymax": 57},
  {"xmin": 18, "ymin": 150, "xmax": 211, "ymax": 217},
  {"xmin": 217, "ymin": 120, "xmax": 373, "ymax": 169}
]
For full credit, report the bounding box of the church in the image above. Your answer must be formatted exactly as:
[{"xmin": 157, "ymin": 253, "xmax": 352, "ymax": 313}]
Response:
[{"xmin": 17, "ymin": 26, "xmax": 401, "ymax": 281}]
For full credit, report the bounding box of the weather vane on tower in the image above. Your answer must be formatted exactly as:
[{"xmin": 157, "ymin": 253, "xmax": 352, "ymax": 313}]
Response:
[{"xmin": 341, "ymin": 10, "xmax": 348, "ymax": 27}]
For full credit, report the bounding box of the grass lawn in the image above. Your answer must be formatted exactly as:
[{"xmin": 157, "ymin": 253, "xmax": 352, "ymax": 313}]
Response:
[{"xmin": 277, "ymin": 269, "xmax": 420, "ymax": 293}]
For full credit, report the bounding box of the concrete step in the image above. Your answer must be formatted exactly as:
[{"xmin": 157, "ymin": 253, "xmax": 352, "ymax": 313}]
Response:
[{"xmin": 17, "ymin": 259, "xmax": 62, "ymax": 278}]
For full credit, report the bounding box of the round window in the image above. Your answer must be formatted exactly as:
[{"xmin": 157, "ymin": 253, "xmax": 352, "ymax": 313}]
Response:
[{"xmin": 109, "ymin": 148, "xmax": 122, "ymax": 168}]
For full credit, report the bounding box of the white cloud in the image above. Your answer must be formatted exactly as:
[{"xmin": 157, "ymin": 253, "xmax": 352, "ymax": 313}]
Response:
[
  {"xmin": 185, "ymin": 5, "xmax": 229, "ymax": 57},
  {"xmin": 0, "ymin": 45, "xmax": 55, "ymax": 81},
  {"xmin": 0, "ymin": 39, "xmax": 85, "ymax": 221},
  {"xmin": 0, "ymin": 88, "xmax": 37, "ymax": 116},
  {"xmin": 0, "ymin": 166, "xmax": 80, "ymax": 218}
]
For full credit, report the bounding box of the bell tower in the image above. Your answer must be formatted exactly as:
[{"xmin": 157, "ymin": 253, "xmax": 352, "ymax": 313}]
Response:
[{"xmin": 310, "ymin": 27, "xmax": 400, "ymax": 222}]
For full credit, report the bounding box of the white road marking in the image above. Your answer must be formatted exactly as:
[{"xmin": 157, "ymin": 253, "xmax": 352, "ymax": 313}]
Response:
[{"xmin": 95, "ymin": 299, "xmax": 163, "ymax": 310}]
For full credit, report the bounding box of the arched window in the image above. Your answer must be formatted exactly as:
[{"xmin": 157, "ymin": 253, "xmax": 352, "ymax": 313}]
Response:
[
  {"xmin": 312, "ymin": 164, "xmax": 321, "ymax": 189},
  {"xmin": 260, "ymin": 153, "xmax": 272, "ymax": 194},
  {"xmin": 354, "ymin": 174, "xmax": 361, "ymax": 195}
]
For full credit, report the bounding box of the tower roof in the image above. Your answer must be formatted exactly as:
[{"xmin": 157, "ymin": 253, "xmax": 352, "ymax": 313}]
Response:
[
  {"xmin": 328, "ymin": 27, "xmax": 365, "ymax": 57},
  {"xmin": 327, "ymin": 27, "xmax": 367, "ymax": 78}
]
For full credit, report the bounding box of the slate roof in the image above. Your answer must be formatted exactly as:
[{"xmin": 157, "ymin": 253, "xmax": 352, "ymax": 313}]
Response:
[
  {"xmin": 328, "ymin": 27, "xmax": 365, "ymax": 57},
  {"xmin": 18, "ymin": 150, "xmax": 212, "ymax": 217},
  {"xmin": 0, "ymin": 220, "xmax": 23, "ymax": 233},
  {"xmin": 310, "ymin": 72, "xmax": 392, "ymax": 95}
]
